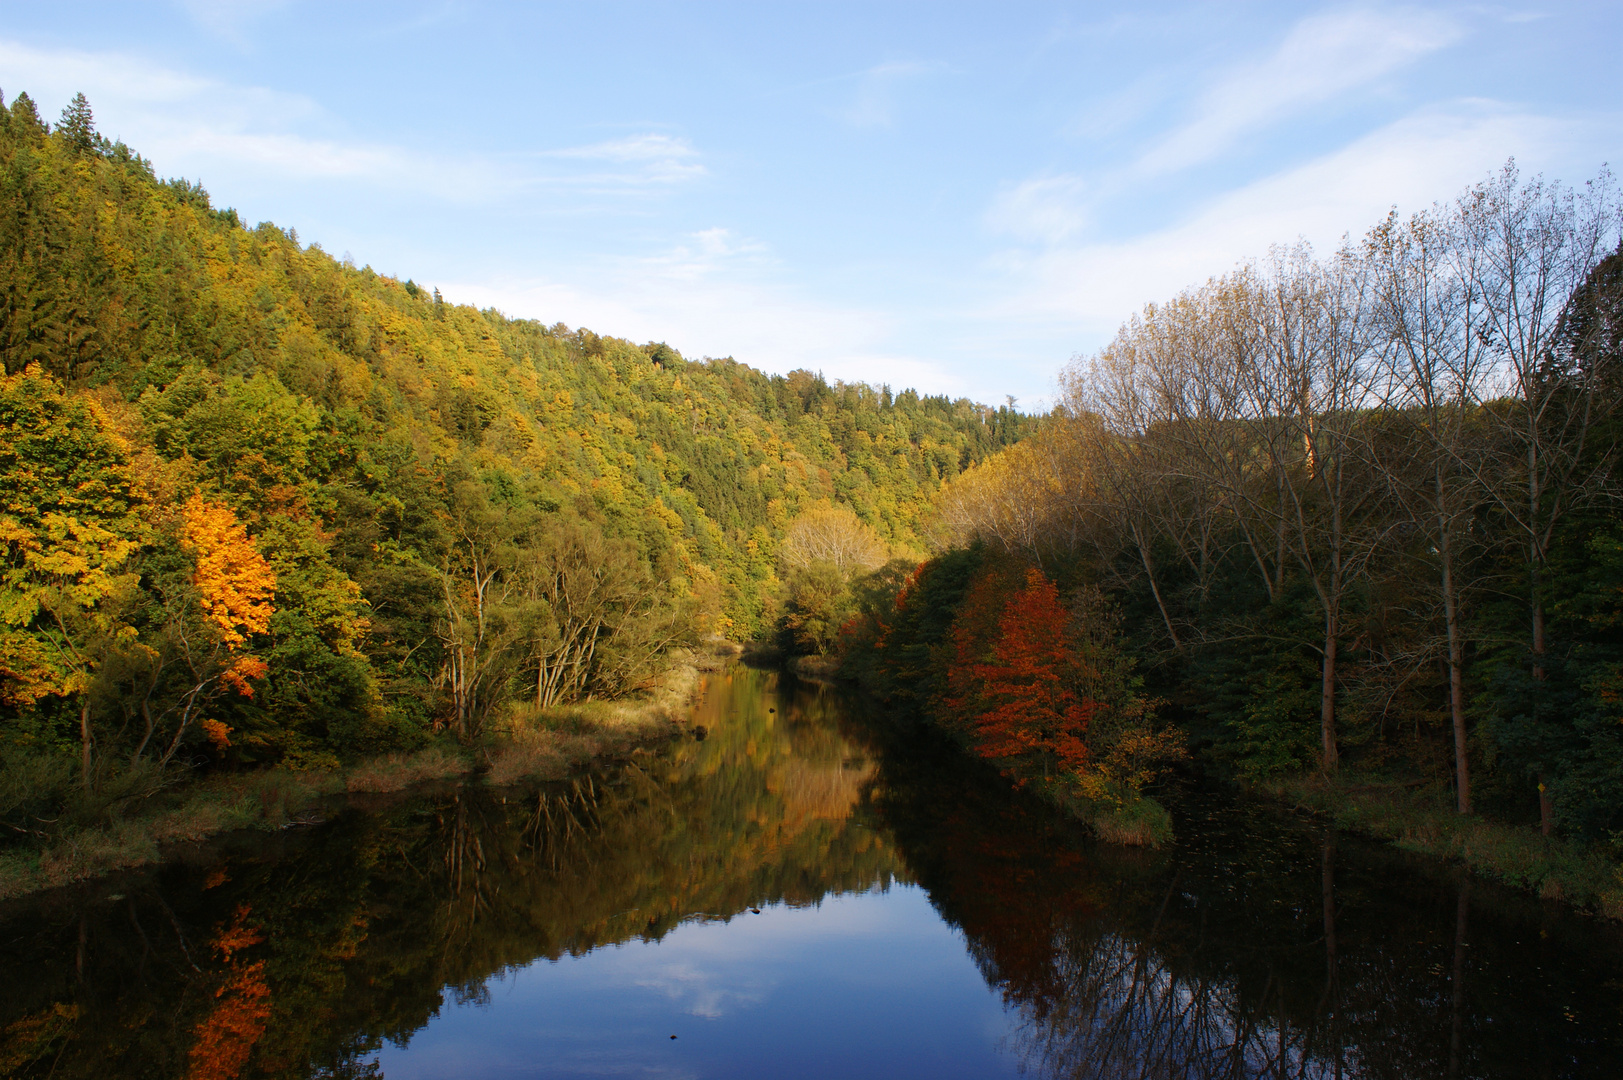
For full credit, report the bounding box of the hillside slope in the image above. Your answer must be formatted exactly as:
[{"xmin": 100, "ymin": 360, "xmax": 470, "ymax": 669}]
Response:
[{"xmin": 0, "ymin": 89, "xmax": 1033, "ymax": 775}]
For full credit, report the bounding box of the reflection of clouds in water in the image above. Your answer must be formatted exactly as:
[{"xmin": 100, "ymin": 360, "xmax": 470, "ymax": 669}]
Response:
[
  {"xmin": 375, "ymin": 1048, "xmax": 703, "ymax": 1080},
  {"xmin": 633, "ymin": 961, "xmax": 774, "ymax": 1019}
]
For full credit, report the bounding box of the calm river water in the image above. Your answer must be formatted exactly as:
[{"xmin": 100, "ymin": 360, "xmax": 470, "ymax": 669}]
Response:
[{"xmin": 3, "ymin": 666, "xmax": 1621, "ymax": 1078}]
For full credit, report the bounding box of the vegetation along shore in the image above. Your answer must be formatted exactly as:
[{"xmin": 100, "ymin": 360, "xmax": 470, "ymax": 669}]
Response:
[{"xmin": 4, "ymin": 87, "xmax": 1623, "ymax": 917}]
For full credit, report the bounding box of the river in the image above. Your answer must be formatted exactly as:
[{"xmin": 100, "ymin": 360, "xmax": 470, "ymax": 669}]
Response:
[{"xmin": 2, "ymin": 666, "xmax": 1620, "ymax": 1078}]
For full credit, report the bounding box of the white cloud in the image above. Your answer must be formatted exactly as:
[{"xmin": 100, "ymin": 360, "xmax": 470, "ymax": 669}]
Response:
[
  {"xmin": 175, "ymin": 0, "xmax": 292, "ymax": 44},
  {"xmin": 985, "ymin": 101, "xmax": 1615, "ymax": 342},
  {"xmin": 443, "ymin": 230, "xmax": 965, "ymax": 395},
  {"xmin": 840, "ymin": 60, "xmax": 940, "ymax": 129},
  {"xmin": 1133, "ymin": 8, "xmax": 1462, "ymax": 178},
  {"xmin": 0, "ymin": 39, "xmax": 706, "ymax": 201}
]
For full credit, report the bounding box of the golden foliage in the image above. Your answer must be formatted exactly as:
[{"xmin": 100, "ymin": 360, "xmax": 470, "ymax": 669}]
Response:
[
  {"xmin": 0, "ymin": 1002, "xmax": 80, "ymax": 1075},
  {"xmin": 181, "ymin": 497, "xmax": 275, "ymax": 648},
  {"xmin": 186, "ymin": 905, "xmax": 272, "ymax": 1080}
]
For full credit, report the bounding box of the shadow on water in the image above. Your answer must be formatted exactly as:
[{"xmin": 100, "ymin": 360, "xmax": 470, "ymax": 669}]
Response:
[{"xmin": 0, "ymin": 665, "xmax": 1619, "ymax": 1078}]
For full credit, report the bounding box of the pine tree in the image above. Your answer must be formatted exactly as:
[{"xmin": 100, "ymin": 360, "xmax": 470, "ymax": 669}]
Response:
[{"xmin": 57, "ymin": 92, "xmax": 97, "ymax": 155}]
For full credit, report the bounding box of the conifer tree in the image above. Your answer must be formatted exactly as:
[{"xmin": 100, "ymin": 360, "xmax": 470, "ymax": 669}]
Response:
[{"xmin": 56, "ymin": 93, "xmax": 96, "ymax": 155}]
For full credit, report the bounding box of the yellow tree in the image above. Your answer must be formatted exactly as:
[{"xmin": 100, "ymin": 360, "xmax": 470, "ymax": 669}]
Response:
[{"xmin": 0, "ymin": 368, "xmax": 144, "ymax": 783}]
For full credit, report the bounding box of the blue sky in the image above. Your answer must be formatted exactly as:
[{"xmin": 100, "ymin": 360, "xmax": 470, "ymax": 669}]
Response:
[{"xmin": 2, "ymin": 2, "xmax": 1619, "ymax": 406}]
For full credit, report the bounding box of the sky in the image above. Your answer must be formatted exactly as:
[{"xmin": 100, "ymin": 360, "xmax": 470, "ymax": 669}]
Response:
[{"xmin": 2, "ymin": 2, "xmax": 1619, "ymax": 407}]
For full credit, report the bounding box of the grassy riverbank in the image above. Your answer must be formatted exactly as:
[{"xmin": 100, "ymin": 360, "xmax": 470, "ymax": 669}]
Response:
[
  {"xmin": 0, "ymin": 645, "xmax": 737, "ymax": 902},
  {"xmin": 1259, "ymin": 772, "xmax": 1623, "ymax": 918}
]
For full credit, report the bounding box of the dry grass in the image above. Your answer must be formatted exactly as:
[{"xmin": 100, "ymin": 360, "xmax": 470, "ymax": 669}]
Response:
[
  {"xmin": 345, "ymin": 747, "xmax": 469, "ymax": 793},
  {"xmin": 1086, "ymin": 797, "xmax": 1176, "ymax": 847},
  {"xmin": 485, "ymin": 648, "xmax": 717, "ymax": 786},
  {"xmin": 0, "ymin": 644, "xmax": 731, "ymax": 901},
  {"xmin": 787, "ymin": 654, "xmax": 842, "ymax": 684},
  {"xmin": 1263, "ymin": 773, "xmax": 1623, "ymax": 917}
]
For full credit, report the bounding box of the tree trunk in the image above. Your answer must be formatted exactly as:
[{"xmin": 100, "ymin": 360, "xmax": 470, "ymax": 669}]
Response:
[
  {"xmin": 79, "ymin": 699, "xmax": 93, "ymax": 789},
  {"xmin": 1439, "ymin": 521, "xmax": 1470, "ymax": 814},
  {"xmin": 1133, "ymin": 523, "xmax": 1181, "ymax": 651},
  {"xmin": 1538, "ymin": 771, "xmax": 1555, "ymax": 836},
  {"xmin": 1321, "ymin": 610, "xmax": 1340, "ymax": 772}
]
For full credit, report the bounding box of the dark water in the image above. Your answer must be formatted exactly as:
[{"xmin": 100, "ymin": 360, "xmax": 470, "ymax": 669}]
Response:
[{"xmin": 2, "ymin": 668, "xmax": 1621, "ymax": 1079}]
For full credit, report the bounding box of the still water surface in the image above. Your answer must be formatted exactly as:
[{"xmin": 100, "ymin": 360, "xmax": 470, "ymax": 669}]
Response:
[{"xmin": 3, "ymin": 666, "xmax": 1621, "ymax": 1078}]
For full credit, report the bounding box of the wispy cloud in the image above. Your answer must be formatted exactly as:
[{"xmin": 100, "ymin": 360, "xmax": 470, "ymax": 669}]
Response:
[
  {"xmin": 175, "ymin": 0, "xmax": 293, "ymax": 46},
  {"xmin": 839, "ymin": 60, "xmax": 942, "ymax": 128},
  {"xmin": 986, "ymin": 101, "xmax": 1612, "ymax": 337},
  {"xmin": 539, "ymin": 134, "xmax": 707, "ymax": 184},
  {"xmin": 986, "ymin": 9, "xmax": 1467, "ymax": 249},
  {"xmin": 1132, "ymin": 8, "xmax": 1462, "ymax": 178},
  {"xmin": 445, "ymin": 228, "xmax": 961, "ymax": 394},
  {"xmin": 0, "ymin": 39, "xmax": 706, "ymax": 201},
  {"xmin": 986, "ymin": 174, "xmax": 1094, "ymax": 243}
]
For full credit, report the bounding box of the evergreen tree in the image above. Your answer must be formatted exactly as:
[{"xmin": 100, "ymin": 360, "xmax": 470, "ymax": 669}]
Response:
[{"xmin": 56, "ymin": 93, "xmax": 96, "ymax": 155}]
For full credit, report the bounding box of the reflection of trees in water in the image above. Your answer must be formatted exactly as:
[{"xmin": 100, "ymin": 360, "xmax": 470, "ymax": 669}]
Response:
[
  {"xmin": 0, "ymin": 667, "xmax": 900, "ymax": 1079},
  {"xmin": 3, "ymin": 671, "xmax": 1620, "ymax": 1078},
  {"xmin": 1011, "ymin": 930, "xmax": 1323, "ymax": 1079},
  {"xmin": 856, "ymin": 707, "xmax": 1623, "ymax": 1080},
  {"xmin": 1000, "ymin": 846, "xmax": 1355, "ymax": 1080}
]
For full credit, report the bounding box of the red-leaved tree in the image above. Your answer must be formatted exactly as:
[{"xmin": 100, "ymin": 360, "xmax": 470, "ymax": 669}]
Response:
[{"xmin": 961, "ymin": 568, "xmax": 1096, "ymax": 781}]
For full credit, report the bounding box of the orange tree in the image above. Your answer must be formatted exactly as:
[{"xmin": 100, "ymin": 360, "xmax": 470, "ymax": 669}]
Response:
[{"xmin": 102, "ymin": 497, "xmax": 274, "ymax": 769}]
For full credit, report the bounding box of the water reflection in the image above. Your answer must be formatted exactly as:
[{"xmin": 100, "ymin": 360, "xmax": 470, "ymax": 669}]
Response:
[
  {"xmin": 869, "ymin": 706, "xmax": 1623, "ymax": 1079},
  {"xmin": 0, "ymin": 667, "xmax": 1619, "ymax": 1079}
]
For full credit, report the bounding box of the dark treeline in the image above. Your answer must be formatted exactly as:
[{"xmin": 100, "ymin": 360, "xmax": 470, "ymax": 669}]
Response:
[
  {"xmin": 844, "ymin": 164, "xmax": 1623, "ymax": 852},
  {"xmin": 0, "ymin": 89, "xmax": 1035, "ymax": 854}
]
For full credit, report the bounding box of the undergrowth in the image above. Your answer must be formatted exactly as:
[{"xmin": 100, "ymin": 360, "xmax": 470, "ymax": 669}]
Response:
[{"xmin": 1261, "ymin": 772, "xmax": 1623, "ymax": 919}]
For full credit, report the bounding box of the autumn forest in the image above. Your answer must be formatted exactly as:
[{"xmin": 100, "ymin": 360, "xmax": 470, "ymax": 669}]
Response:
[{"xmin": 3, "ymin": 85, "xmax": 1623, "ymax": 921}]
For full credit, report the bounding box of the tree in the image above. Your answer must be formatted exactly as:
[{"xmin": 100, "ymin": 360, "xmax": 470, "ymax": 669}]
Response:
[
  {"xmin": 1364, "ymin": 205, "xmax": 1494, "ymax": 813},
  {"xmin": 780, "ymin": 560, "xmax": 855, "ymax": 656},
  {"xmin": 55, "ymin": 93, "xmax": 97, "ymax": 155},
  {"xmin": 1460, "ymin": 164, "xmax": 1620, "ymax": 832},
  {"xmin": 961, "ymin": 568, "xmax": 1094, "ymax": 780},
  {"xmin": 517, "ymin": 519, "xmax": 684, "ymax": 709},
  {"xmin": 183, "ymin": 497, "xmax": 274, "ymax": 649},
  {"xmin": 435, "ymin": 483, "xmax": 522, "ymax": 741},
  {"xmin": 0, "ymin": 368, "xmax": 143, "ymax": 782},
  {"xmin": 778, "ymin": 505, "xmax": 885, "ymax": 575}
]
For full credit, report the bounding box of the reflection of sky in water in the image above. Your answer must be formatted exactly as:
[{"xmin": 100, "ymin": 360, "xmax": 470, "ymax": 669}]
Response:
[{"xmin": 374, "ymin": 884, "xmax": 1018, "ymax": 1079}]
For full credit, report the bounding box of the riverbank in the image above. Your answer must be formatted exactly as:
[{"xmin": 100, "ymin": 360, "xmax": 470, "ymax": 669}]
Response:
[
  {"xmin": 1260, "ymin": 772, "xmax": 1623, "ymax": 918},
  {"xmin": 0, "ymin": 643, "xmax": 738, "ymax": 902}
]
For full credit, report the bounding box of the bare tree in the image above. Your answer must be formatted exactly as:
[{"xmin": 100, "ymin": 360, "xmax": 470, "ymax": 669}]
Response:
[
  {"xmin": 1457, "ymin": 164, "xmax": 1620, "ymax": 831},
  {"xmin": 1238, "ymin": 246, "xmax": 1385, "ymax": 772},
  {"xmin": 1364, "ymin": 205, "xmax": 1493, "ymax": 813}
]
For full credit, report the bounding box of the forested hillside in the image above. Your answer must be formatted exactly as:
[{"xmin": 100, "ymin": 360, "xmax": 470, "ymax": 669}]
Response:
[
  {"xmin": 0, "ymin": 89, "xmax": 1033, "ymax": 801},
  {"xmin": 847, "ymin": 165, "xmax": 1623, "ymax": 856}
]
